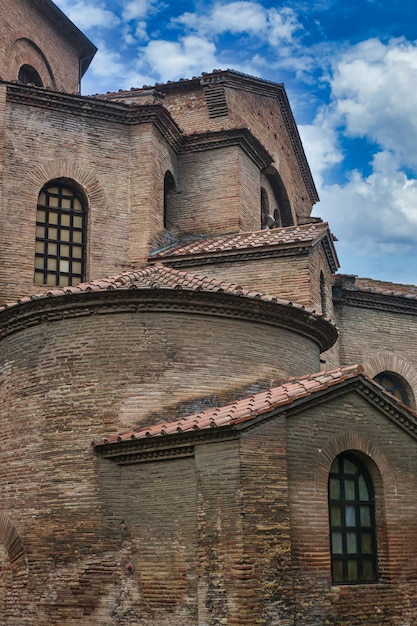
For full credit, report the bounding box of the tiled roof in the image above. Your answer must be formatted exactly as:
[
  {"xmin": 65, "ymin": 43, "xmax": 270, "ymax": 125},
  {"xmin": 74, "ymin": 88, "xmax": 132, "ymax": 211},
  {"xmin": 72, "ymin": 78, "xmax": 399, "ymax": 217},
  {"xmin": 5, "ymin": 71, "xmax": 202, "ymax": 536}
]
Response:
[
  {"xmin": 0, "ymin": 264, "xmax": 313, "ymax": 314},
  {"xmin": 92, "ymin": 365, "xmax": 363, "ymax": 447},
  {"xmin": 346, "ymin": 277, "xmax": 417, "ymax": 300},
  {"xmin": 150, "ymin": 222, "xmax": 331, "ymax": 260}
]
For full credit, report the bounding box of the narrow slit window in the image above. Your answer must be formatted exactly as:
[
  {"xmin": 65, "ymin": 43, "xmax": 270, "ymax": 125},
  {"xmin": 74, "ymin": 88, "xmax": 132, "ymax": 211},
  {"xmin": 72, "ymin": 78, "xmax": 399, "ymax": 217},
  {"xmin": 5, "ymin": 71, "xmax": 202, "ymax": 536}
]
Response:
[{"xmin": 34, "ymin": 183, "xmax": 86, "ymax": 287}]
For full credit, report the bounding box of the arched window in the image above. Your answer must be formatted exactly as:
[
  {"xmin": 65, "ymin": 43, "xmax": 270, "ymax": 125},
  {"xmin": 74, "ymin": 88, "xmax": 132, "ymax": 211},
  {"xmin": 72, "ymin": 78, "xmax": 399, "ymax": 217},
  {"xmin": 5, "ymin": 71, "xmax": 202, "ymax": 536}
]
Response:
[
  {"xmin": 320, "ymin": 271, "xmax": 327, "ymax": 316},
  {"xmin": 18, "ymin": 64, "xmax": 43, "ymax": 87},
  {"xmin": 260, "ymin": 187, "xmax": 269, "ymax": 229},
  {"xmin": 374, "ymin": 371, "xmax": 409, "ymax": 404},
  {"xmin": 329, "ymin": 453, "xmax": 377, "ymax": 584},
  {"xmin": 34, "ymin": 182, "xmax": 86, "ymax": 287},
  {"xmin": 163, "ymin": 171, "xmax": 176, "ymax": 229}
]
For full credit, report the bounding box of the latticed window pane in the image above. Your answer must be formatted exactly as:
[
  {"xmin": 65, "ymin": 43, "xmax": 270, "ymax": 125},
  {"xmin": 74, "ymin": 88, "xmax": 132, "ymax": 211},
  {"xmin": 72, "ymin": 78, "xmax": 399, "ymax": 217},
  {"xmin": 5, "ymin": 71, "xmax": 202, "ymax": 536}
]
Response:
[
  {"xmin": 34, "ymin": 182, "xmax": 86, "ymax": 287},
  {"xmin": 328, "ymin": 453, "xmax": 377, "ymax": 584}
]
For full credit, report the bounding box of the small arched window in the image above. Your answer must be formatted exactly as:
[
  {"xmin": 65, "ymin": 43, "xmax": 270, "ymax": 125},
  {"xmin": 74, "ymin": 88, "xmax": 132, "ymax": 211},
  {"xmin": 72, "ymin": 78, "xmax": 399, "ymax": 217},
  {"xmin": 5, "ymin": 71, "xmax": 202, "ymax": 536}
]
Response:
[
  {"xmin": 373, "ymin": 371, "xmax": 409, "ymax": 405},
  {"xmin": 329, "ymin": 452, "xmax": 377, "ymax": 584},
  {"xmin": 34, "ymin": 182, "xmax": 86, "ymax": 287},
  {"xmin": 18, "ymin": 64, "xmax": 43, "ymax": 87},
  {"xmin": 163, "ymin": 171, "xmax": 176, "ymax": 229}
]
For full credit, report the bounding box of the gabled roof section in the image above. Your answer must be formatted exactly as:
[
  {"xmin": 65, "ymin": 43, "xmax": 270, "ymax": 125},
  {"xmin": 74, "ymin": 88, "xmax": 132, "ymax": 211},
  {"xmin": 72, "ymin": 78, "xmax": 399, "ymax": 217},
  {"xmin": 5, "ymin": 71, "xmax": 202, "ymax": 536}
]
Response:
[
  {"xmin": 93, "ymin": 364, "xmax": 417, "ymax": 464},
  {"xmin": 93, "ymin": 365, "xmax": 363, "ymax": 448},
  {"xmin": 150, "ymin": 222, "xmax": 339, "ymax": 273},
  {"xmin": 99, "ymin": 69, "xmax": 319, "ymax": 205},
  {"xmin": 33, "ymin": 0, "xmax": 97, "ymax": 76}
]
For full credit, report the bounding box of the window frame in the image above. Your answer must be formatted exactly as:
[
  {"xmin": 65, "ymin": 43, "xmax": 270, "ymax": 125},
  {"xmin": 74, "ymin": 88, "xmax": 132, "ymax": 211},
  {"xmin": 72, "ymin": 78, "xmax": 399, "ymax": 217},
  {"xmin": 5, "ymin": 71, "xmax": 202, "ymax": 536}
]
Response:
[
  {"xmin": 329, "ymin": 452, "xmax": 378, "ymax": 585},
  {"xmin": 34, "ymin": 182, "xmax": 86, "ymax": 288}
]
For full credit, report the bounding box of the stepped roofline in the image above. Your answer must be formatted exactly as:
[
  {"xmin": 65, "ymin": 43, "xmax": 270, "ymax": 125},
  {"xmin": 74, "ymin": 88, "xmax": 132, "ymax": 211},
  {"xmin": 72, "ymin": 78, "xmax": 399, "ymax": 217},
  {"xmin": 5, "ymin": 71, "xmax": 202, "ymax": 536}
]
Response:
[{"xmin": 100, "ymin": 69, "xmax": 319, "ymax": 205}]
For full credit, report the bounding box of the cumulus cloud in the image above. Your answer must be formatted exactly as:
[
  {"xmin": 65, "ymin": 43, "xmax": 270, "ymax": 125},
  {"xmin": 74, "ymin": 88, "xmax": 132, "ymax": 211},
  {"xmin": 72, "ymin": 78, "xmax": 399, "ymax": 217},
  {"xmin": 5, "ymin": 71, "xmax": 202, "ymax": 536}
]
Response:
[
  {"xmin": 140, "ymin": 36, "xmax": 218, "ymax": 82},
  {"xmin": 173, "ymin": 2, "xmax": 303, "ymax": 47},
  {"xmin": 304, "ymin": 37, "xmax": 417, "ymax": 281},
  {"xmin": 54, "ymin": 0, "xmax": 120, "ymax": 30},
  {"xmin": 330, "ymin": 38, "xmax": 417, "ymax": 172},
  {"xmin": 81, "ymin": 42, "xmax": 154, "ymax": 94},
  {"xmin": 122, "ymin": 0, "xmax": 158, "ymax": 21}
]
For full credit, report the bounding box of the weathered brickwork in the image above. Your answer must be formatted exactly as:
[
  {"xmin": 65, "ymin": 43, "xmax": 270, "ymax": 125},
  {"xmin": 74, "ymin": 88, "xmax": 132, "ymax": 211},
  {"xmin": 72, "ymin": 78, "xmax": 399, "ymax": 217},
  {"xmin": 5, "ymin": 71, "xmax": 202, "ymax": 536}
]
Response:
[
  {"xmin": 0, "ymin": 0, "xmax": 95, "ymax": 92},
  {"xmin": 0, "ymin": 4, "xmax": 417, "ymax": 624},
  {"xmin": 335, "ymin": 301, "xmax": 417, "ymax": 404},
  {"xmin": 286, "ymin": 390, "xmax": 417, "ymax": 625}
]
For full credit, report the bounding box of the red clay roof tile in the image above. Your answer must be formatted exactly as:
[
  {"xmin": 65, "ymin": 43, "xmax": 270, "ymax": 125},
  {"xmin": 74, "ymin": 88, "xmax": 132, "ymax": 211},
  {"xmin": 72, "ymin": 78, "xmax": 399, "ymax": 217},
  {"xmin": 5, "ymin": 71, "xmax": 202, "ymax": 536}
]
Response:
[
  {"xmin": 150, "ymin": 223, "xmax": 331, "ymax": 260},
  {"xmin": 92, "ymin": 364, "xmax": 365, "ymax": 447},
  {"xmin": 335, "ymin": 275, "xmax": 417, "ymax": 300},
  {"xmin": 0, "ymin": 264, "xmax": 317, "ymax": 315}
]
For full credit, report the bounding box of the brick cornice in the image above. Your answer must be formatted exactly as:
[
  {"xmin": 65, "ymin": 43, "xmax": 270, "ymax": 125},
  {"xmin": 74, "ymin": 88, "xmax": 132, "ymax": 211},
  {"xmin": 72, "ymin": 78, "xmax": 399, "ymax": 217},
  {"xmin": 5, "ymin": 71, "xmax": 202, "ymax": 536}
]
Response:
[
  {"xmin": 0, "ymin": 288, "xmax": 337, "ymax": 352},
  {"xmin": 93, "ymin": 431, "xmax": 237, "ymax": 465},
  {"xmin": 5, "ymin": 83, "xmax": 183, "ymax": 148},
  {"xmin": 333, "ymin": 288, "xmax": 417, "ymax": 316},
  {"xmin": 179, "ymin": 127, "xmax": 272, "ymax": 169}
]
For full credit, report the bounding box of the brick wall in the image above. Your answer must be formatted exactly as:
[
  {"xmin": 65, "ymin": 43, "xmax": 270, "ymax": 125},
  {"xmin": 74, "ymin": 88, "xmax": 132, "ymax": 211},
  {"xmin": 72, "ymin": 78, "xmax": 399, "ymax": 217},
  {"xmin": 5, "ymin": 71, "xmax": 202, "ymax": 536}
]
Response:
[
  {"xmin": 0, "ymin": 0, "xmax": 82, "ymax": 92},
  {"xmin": 335, "ymin": 303, "xmax": 417, "ymax": 403},
  {"xmin": 286, "ymin": 389, "xmax": 417, "ymax": 625}
]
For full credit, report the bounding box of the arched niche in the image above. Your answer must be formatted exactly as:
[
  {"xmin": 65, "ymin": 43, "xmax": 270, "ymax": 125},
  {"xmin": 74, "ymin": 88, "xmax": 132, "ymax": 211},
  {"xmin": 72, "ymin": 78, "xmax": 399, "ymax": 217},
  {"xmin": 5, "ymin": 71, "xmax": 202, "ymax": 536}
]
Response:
[
  {"xmin": 8, "ymin": 38, "xmax": 56, "ymax": 89},
  {"xmin": 163, "ymin": 170, "xmax": 177, "ymax": 230},
  {"xmin": 264, "ymin": 166, "xmax": 294, "ymax": 227}
]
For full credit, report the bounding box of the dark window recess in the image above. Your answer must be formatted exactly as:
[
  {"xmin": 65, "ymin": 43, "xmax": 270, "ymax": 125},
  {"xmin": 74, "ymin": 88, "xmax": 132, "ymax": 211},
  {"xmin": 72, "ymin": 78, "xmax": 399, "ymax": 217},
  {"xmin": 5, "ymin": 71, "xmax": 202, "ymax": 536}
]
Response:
[
  {"xmin": 34, "ymin": 183, "xmax": 86, "ymax": 287},
  {"xmin": 374, "ymin": 372, "xmax": 409, "ymax": 404},
  {"xmin": 18, "ymin": 64, "xmax": 43, "ymax": 87},
  {"xmin": 329, "ymin": 453, "xmax": 377, "ymax": 585}
]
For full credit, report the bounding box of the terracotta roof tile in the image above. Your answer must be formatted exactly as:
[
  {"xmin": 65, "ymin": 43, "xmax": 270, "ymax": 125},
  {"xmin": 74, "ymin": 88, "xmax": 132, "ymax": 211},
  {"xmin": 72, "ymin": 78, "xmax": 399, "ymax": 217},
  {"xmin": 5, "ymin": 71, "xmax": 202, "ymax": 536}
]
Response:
[
  {"xmin": 150, "ymin": 223, "xmax": 330, "ymax": 260},
  {"xmin": 92, "ymin": 364, "xmax": 364, "ymax": 447},
  {"xmin": 335, "ymin": 275, "xmax": 417, "ymax": 300},
  {"xmin": 0, "ymin": 264, "xmax": 316, "ymax": 314}
]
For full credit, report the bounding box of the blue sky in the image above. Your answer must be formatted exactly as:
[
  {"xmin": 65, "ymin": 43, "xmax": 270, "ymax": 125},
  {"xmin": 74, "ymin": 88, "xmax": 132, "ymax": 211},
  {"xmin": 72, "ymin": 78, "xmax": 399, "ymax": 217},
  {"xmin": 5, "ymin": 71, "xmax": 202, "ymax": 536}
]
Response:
[{"xmin": 55, "ymin": 0, "xmax": 417, "ymax": 285}]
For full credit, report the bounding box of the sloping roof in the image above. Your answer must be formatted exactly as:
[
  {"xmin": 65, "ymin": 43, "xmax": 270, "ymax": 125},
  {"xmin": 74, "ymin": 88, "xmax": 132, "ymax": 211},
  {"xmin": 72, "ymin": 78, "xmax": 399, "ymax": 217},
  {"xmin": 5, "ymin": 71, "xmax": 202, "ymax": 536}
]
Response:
[
  {"xmin": 150, "ymin": 222, "xmax": 339, "ymax": 272},
  {"xmin": 333, "ymin": 274, "xmax": 417, "ymax": 315},
  {"xmin": 0, "ymin": 263, "xmax": 313, "ymax": 314},
  {"xmin": 92, "ymin": 365, "xmax": 363, "ymax": 447},
  {"xmin": 335, "ymin": 275, "xmax": 417, "ymax": 300},
  {"xmin": 34, "ymin": 0, "xmax": 97, "ymax": 76}
]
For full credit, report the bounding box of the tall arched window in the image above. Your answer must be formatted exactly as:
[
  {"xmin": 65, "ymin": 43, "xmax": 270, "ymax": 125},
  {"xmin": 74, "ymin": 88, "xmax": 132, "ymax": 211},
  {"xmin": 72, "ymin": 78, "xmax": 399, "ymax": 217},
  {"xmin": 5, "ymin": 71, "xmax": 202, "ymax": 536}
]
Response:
[
  {"xmin": 163, "ymin": 171, "xmax": 176, "ymax": 229},
  {"xmin": 320, "ymin": 271, "xmax": 327, "ymax": 316},
  {"xmin": 329, "ymin": 452, "xmax": 377, "ymax": 584},
  {"xmin": 34, "ymin": 182, "xmax": 86, "ymax": 287}
]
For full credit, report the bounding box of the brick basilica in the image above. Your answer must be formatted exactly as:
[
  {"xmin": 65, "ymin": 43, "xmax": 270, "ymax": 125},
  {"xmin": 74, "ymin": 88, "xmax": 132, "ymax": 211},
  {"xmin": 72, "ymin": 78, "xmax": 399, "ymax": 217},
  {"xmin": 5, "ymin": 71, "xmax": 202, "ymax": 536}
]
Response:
[{"xmin": 1, "ymin": 1, "xmax": 417, "ymax": 624}]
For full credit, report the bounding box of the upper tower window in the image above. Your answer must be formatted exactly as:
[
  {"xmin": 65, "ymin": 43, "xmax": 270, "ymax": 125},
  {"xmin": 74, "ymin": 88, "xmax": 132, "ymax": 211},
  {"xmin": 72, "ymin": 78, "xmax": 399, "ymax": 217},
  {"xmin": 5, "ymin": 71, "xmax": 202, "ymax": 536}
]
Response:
[
  {"xmin": 18, "ymin": 64, "xmax": 43, "ymax": 87},
  {"xmin": 34, "ymin": 182, "xmax": 86, "ymax": 287}
]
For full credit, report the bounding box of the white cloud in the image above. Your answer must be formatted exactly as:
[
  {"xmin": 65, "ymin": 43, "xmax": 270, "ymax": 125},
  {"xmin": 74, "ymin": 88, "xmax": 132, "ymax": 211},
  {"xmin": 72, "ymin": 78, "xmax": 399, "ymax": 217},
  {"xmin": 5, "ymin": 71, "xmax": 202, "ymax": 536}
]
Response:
[
  {"xmin": 173, "ymin": 2, "xmax": 302, "ymax": 47},
  {"xmin": 330, "ymin": 38, "xmax": 417, "ymax": 172},
  {"xmin": 54, "ymin": 0, "xmax": 120, "ymax": 30},
  {"xmin": 303, "ymin": 36, "xmax": 417, "ymax": 282},
  {"xmin": 81, "ymin": 42, "xmax": 154, "ymax": 94},
  {"xmin": 140, "ymin": 36, "xmax": 218, "ymax": 82},
  {"xmin": 122, "ymin": 0, "xmax": 158, "ymax": 21}
]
